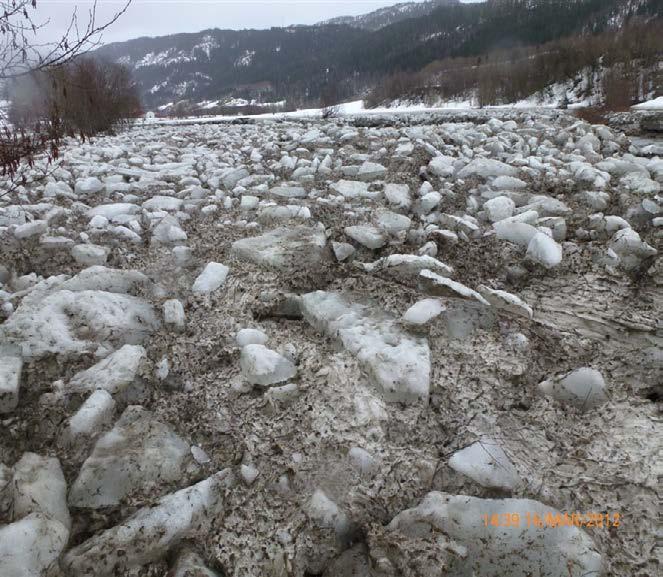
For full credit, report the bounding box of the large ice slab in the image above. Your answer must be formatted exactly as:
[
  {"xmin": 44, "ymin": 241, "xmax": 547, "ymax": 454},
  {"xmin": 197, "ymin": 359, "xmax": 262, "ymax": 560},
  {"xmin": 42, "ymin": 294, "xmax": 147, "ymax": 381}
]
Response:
[
  {"xmin": 68, "ymin": 405, "xmax": 200, "ymax": 508},
  {"xmin": 63, "ymin": 471, "xmax": 229, "ymax": 576},
  {"xmin": 388, "ymin": 492, "xmax": 603, "ymax": 577},
  {"xmin": 300, "ymin": 291, "xmax": 430, "ymax": 403},
  {"xmin": 1, "ymin": 290, "xmax": 159, "ymax": 358},
  {"xmin": 0, "ymin": 268, "xmax": 158, "ymax": 359},
  {"xmin": 231, "ymin": 226, "xmax": 329, "ymax": 270}
]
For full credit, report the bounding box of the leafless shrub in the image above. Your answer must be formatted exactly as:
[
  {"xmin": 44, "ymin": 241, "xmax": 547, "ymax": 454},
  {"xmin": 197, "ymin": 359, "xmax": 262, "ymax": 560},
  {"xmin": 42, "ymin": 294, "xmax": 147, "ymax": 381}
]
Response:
[
  {"xmin": 365, "ymin": 70, "xmax": 423, "ymax": 108},
  {"xmin": 0, "ymin": 0, "xmax": 132, "ymax": 198},
  {"xmin": 50, "ymin": 57, "xmax": 143, "ymax": 136}
]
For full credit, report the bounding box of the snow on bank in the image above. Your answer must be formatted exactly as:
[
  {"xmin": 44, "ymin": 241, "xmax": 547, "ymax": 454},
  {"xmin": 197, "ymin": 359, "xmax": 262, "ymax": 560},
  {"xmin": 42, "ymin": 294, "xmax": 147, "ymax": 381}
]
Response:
[
  {"xmin": 632, "ymin": 96, "xmax": 663, "ymax": 110},
  {"xmin": 143, "ymin": 99, "xmax": 555, "ymax": 126},
  {"xmin": 143, "ymin": 91, "xmax": 662, "ymax": 127}
]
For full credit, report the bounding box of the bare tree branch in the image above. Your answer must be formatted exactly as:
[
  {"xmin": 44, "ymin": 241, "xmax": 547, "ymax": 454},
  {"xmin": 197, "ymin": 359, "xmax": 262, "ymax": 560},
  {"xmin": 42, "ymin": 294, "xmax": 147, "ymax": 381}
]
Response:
[{"xmin": 0, "ymin": 0, "xmax": 131, "ymax": 81}]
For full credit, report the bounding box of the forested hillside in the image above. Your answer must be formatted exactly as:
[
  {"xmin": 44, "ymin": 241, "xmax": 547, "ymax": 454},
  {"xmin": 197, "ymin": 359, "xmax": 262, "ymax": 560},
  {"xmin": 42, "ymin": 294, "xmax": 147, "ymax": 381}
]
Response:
[
  {"xmin": 92, "ymin": 0, "xmax": 662, "ymax": 110},
  {"xmin": 368, "ymin": 17, "xmax": 661, "ymax": 108}
]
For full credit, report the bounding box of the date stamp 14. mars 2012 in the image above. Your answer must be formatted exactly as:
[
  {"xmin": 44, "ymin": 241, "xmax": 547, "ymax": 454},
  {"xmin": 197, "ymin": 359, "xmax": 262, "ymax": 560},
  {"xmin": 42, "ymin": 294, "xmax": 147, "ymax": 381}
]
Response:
[{"xmin": 482, "ymin": 512, "xmax": 621, "ymax": 529}]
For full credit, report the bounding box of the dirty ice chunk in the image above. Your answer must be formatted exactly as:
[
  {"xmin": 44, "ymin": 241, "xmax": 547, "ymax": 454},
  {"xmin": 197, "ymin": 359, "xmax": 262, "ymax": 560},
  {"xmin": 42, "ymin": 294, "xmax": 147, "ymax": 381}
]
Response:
[
  {"xmin": 375, "ymin": 209, "xmax": 411, "ymax": 235},
  {"xmin": 12, "ymin": 453, "xmax": 71, "ymax": 529},
  {"xmin": 88, "ymin": 203, "xmax": 140, "ymax": 220},
  {"xmin": 384, "ymin": 183, "xmax": 411, "ymax": 209},
  {"xmin": 63, "ymin": 390, "xmax": 116, "ymax": 445},
  {"xmin": 0, "ymin": 513, "xmax": 69, "ymax": 577},
  {"xmin": 388, "ymin": 492, "xmax": 602, "ymax": 577},
  {"xmin": 265, "ymin": 383, "xmax": 300, "ymax": 405},
  {"xmin": 419, "ymin": 270, "xmax": 489, "ymax": 305},
  {"xmin": 609, "ymin": 228, "xmax": 657, "ymax": 271},
  {"xmin": 307, "ymin": 489, "xmax": 349, "ymax": 535},
  {"xmin": 484, "ymin": 196, "xmax": 515, "ymax": 223},
  {"xmin": 68, "ymin": 405, "xmax": 200, "ymax": 508},
  {"xmin": 163, "ymin": 299, "xmax": 185, "ymax": 331},
  {"xmin": 221, "ymin": 167, "xmax": 249, "ymax": 189},
  {"xmin": 300, "ymin": 291, "xmax": 430, "ymax": 404},
  {"xmin": 142, "ymin": 195, "xmax": 183, "ymax": 212},
  {"xmin": 348, "ymin": 447, "xmax": 379, "ymax": 477},
  {"xmin": 477, "ymin": 285, "xmax": 533, "ymax": 319},
  {"xmin": 457, "ymin": 158, "xmax": 518, "ymax": 179},
  {"xmin": 494, "ymin": 221, "xmax": 538, "ymax": 248},
  {"xmin": 361, "ymin": 254, "xmax": 453, "ymax": 278},
  {"xmin": 62, "ymin": 471, "xmax": 228, "ymax": 577},
  {"xmin": 75, "ymin": 177, "xmax": 103, "ymax": 195},
  {"xmin": 170, "ymin": 549, "xmax": 222, "ymax": 577},
  {"xmin": 14, "ymin": 220, "xmax": 48, "ymax": 239},
  {"xmin": 344, "ymin": 225, "xmax": 387, "ymax": 249},
  {"xmin": 0, "ymin": 290, "xmax": 158, "ymax": 359},
  {"xmin": 236, "ymin": 328, "xmax": 268, "ymax": 348},
  {"xmin": 0, "ymin": 353, "xmax": 22, "ymax": 413},
  {"xmin": 526, "ymin": 232, "xmax": 563, "ymax": 268},
  {"xmin": 403, "ymin": 299, "xmax": 445, "ymax": 325},
  {"xmin": 231, "ymin": 226, "xmax": 328, "ymax": 270},
  {"xmin": 270, "ymin": 185, "xmax": 306, "ymax": 199},
  {"xmin": 330, "ymin": 180, "xmax": 371, "ymax": 198},
  {"xmin": 67, "ymin": 344, "xmax": 146, "ymax": 396},
  {"xmin": 71, "ymin": 244, "xmax": 108, "ymax": 266},
  {"xmin": 0, "ymin": 463, "xmax": 10, "ymax": 516},
  {"xmin": 538, "ymin": 368, "xmax": 608, "ymax": 410},
  {"xmin": 428, "ymin": 155, "xmax": 456, "ymax": 177},
  {"xmin": 357, "ymin": 161, "xmax": 387, "ymax": 181},
  {"xmin": 60, "ymin": 266, "xmax": 153, "ymax": 294},
  {"xmin": 240, "ymin": 344, "xmax": 297, "ymax": 386},
  {"xmin": 152, "ymin": 215, "xmax": 187, "ymax": 244},
  {"xmin": 240, "ymin": 464, "xmax": 259, "ymax": 485},
  {"xmin": 192, "ymin": 262, "xmax": 229, "ymax": 294},
  {"xmin": 332, "ymin": 241, "xmax": 356, "ymax": 262},
  {"xmin": 449, "ymin": 439, "xmax": 520, "ymax": 490}
]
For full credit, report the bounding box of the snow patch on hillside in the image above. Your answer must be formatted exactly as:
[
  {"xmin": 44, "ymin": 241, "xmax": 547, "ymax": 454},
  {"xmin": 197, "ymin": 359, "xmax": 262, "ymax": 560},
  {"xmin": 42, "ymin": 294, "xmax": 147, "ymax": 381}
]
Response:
[
  {"xmin": 194, "ymin": 35, "xmax": 219, "ymax": 59},
  {"xmin": 136, "ymin": 50, "xmax": 193, "ymax": 69},
  {"xmin": 235, "ymin": 51, "xmax": 256, "ymax": 68}
]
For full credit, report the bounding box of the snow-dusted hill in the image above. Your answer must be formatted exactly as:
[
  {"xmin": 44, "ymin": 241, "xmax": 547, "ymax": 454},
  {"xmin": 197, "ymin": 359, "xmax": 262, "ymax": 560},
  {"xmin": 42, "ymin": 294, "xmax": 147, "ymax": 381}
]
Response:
[
  {"xmin": 320, "ymin": 0, "xmax": 460, "ymax": 31},
  {"xmin": 92, "ymin": 0, "xmax": 662, "ymax": 109}
]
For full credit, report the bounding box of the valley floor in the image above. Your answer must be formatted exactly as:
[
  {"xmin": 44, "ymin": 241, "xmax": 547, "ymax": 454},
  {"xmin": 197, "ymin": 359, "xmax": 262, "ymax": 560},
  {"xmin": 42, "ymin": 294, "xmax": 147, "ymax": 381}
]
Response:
[{"xmin": 0, "ymin": 110, "xmax": 661, "ymax": 577}]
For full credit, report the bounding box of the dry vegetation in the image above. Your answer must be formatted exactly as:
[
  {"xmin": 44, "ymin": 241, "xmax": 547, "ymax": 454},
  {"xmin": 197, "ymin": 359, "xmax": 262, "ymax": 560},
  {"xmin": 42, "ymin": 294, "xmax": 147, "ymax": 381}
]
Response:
[{"xmin": 8, "ymin": 58, "xmax": 142, "ymax": 136}]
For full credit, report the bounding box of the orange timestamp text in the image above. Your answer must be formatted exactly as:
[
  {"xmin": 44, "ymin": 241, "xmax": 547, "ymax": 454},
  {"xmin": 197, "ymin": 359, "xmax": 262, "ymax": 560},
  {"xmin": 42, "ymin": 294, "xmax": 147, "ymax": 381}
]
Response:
[{"xmin": 481, "ymin": 512, "xmax": 620, "ymax": 529}]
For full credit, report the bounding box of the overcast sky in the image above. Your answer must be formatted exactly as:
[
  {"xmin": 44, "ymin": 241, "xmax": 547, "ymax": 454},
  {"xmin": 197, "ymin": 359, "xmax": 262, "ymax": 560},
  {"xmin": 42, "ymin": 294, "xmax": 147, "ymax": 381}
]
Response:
[{"xmin": 35, "ymin": 0, "xmax": 483, "ymax": 45}]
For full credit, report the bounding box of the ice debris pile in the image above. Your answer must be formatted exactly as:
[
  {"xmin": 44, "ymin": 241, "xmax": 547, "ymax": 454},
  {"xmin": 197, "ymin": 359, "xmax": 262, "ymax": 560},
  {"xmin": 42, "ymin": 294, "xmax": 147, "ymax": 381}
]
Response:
[{"xmin": 0, "ymin": 108, "xmax": 660, "ymax": 576}]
